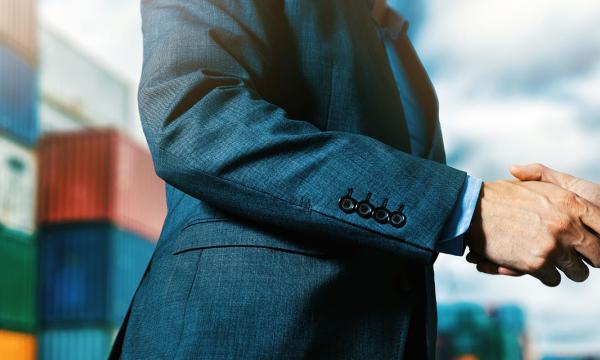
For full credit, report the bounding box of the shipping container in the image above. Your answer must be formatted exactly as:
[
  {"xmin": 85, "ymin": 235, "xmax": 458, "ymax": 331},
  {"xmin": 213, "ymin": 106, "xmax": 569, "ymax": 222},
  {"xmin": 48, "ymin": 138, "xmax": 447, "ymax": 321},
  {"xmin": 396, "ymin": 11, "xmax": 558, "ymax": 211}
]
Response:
[
  {"xmin": 39, "ymin": 223, "xmax": 154, "ymax": 326},
  {"xmin": 40, "ymin": 27, "xmax": 131, "ymax": 130},
  {"xmin": 39, "ymin": 326, "xmax": 116, "ymax": 360},
  {"xmin": 38, "ymin": 129, "xmax": 166, "ymax": 241},
  {"xmin": 0, "ymin": 230, "xmax": 36, "ymax": 332},
  {"xmin": 0, "ymin": 44, "xmax": 39, "ymax": 146},
  {"xmin": 0, "ymin": 0, "xmax": 37, "ymax": 63},
  {"xmin": 0, "ymin": 135, "xmax": 36, "ymax": 235},
  {"xmin": 0, "ymin": 330, "xmax": 36, "ymax": 360},
  {"xmin": 494, "ymin": 330, "xmax": 524, "ymax": 360},
  {"xmin": 438, "ymin": 303, "xmax": 490, "ymax": 333},
  {"xmin": 490, "ymin": 304, "xmax": 526, "ymax": 334}
]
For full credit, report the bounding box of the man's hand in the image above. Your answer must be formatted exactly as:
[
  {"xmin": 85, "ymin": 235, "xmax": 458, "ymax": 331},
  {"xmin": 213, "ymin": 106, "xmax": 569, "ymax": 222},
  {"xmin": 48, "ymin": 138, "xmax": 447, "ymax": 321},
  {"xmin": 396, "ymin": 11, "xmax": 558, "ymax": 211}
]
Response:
[
  {"xmin": 464, "ymin": 179, "xmax": 600, "ymax": 287},
  {"xmin": 511, "ymin": 163, "xmax": 600, "ymax": 206},
  {"xmin": 467, "ymin": 164, "xmax": 600, "ymax": 280}
]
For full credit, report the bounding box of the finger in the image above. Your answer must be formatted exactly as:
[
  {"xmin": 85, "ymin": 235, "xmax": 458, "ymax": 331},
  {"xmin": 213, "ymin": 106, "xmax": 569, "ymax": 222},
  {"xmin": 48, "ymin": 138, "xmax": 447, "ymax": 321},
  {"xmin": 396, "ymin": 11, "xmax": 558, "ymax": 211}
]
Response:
[
  {"xmin": 531, "ymin": 263, "xmax": 561, "ymax": 287},
  {"xmin": 578, "ymin": 199, "xmax": 600, "ymax": 245},
  {"xmin": 468, "ymin": 252, "xmax": 525, "ymax": 276},
  {"xmin": 466, "ymin": 251, "xmax": 525, "ymax": 276},
  {"xmin": 476, "ymin": 262, "xmax": 501, "ymax": 275},
  {"xmin": 510, "ymin": 163, "xmax": 576, "ymax": 188},
  {"xmin": 554, "ymin": 248, "xmax": 590, "ymax": 282},
  {"xmin": 510, "ymin": 164, "xmax": 544, "ymax": 181},
  {"xmin": 572, "ymin": 225, "xmax": 600, "ymax": 268},
  {"xmin": 497, "ymin": 266, "xmax": 525, "ymax": 277},
  {"xmin": 466, "ymin": 252, "xmax": 487, "ymax": 264}
]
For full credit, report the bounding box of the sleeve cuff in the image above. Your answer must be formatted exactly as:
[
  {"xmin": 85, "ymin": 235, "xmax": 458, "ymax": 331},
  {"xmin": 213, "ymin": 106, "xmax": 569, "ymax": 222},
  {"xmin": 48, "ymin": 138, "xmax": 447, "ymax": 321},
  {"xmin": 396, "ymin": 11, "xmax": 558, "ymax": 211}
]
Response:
[{"xmin": 436, "ymin": 175, "xmax": 483, "ymax": 256}]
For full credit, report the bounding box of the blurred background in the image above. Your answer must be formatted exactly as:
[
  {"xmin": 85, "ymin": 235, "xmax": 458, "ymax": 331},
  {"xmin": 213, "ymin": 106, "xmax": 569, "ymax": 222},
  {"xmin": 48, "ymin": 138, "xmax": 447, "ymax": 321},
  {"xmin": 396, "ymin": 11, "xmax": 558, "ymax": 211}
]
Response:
[{"xmin": 0, "ymin": 0, "xmax": 598, "ymax": 359}]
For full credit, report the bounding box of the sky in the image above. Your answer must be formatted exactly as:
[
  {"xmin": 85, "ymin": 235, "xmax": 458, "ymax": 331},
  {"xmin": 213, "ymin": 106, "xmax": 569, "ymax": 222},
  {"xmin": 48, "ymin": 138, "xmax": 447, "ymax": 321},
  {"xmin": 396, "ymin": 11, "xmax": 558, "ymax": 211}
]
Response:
[{"xmin": 40, "ymin": 0, "xmax": 600, "ymax": 356}]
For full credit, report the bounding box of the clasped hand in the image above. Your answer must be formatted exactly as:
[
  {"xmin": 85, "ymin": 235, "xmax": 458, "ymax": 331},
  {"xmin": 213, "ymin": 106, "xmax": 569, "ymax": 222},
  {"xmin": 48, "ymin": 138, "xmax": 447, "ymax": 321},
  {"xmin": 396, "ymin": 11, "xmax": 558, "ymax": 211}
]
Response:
[{"xmin": 464, "ymin": 164, "xmax": 600, "ymax": 287}]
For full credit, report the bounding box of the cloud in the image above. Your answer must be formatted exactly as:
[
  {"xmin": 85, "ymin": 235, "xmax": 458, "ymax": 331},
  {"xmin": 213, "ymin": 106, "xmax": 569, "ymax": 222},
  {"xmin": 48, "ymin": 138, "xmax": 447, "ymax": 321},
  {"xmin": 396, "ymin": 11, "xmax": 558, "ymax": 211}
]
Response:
[
  {"xmin": 420, "ymin": 1, "xmax": 600, "ymax": 356},
  {"xmin": 40, "ymin": 0, "xmax": 142, "ymax": 82},
  {"xmin": 436, "ymin": 79, "xmax": 600, "ymax": 182},
  {"xmin": 419, "ymin": 0, "xmax": 600, "ymax": 93}
]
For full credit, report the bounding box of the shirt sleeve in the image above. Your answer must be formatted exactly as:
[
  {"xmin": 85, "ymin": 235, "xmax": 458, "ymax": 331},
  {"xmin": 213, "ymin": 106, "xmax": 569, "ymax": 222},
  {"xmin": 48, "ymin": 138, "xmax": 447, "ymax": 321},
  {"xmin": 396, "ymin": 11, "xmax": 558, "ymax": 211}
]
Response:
[{"xmin": 436, "ymin": 175, "xmax": 483, "ymax": 256}]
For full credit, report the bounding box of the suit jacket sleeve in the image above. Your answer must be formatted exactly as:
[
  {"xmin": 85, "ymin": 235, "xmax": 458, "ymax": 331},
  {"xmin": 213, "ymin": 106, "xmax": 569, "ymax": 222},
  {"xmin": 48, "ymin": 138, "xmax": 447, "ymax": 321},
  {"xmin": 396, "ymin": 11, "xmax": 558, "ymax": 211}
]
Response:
[{"xmin": 139, "ymin": 0, "xmax": 467, "ymax": 263}]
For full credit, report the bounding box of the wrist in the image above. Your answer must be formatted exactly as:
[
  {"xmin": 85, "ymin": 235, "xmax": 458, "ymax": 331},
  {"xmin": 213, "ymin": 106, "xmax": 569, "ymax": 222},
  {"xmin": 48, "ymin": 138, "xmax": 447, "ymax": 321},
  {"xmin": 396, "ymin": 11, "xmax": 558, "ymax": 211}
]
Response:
[{"xmin": 464, "ymin": 181, "xmax": 486, "ymax": 249}]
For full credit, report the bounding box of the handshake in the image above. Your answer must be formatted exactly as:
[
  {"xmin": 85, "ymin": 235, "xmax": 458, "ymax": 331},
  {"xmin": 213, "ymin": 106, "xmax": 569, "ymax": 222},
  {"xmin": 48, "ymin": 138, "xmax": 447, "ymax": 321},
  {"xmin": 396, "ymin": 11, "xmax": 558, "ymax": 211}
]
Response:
[{"xmin": 464, "ymin": 163, "xmax": 600, "ymax": 287}]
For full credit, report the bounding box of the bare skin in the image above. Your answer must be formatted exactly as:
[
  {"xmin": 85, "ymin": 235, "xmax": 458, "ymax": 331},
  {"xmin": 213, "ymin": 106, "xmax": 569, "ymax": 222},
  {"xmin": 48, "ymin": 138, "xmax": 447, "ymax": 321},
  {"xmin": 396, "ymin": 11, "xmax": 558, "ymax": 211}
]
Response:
[{"xmin": 467, "ymin": 164, "xmax": 600, "ymax": 283}]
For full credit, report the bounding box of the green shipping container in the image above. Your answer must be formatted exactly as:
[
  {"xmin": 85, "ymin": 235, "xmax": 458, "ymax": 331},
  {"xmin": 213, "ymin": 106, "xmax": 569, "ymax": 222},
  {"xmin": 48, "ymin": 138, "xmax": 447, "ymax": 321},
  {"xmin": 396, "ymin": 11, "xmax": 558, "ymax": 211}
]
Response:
[{"xmin": 0, "ymin": 229, "xmax": 36, "ymax": 331}]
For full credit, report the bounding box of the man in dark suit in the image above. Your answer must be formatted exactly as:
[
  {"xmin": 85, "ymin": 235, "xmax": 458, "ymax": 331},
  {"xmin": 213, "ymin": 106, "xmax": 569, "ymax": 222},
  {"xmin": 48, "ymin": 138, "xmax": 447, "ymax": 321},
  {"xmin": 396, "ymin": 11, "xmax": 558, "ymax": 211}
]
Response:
[{"xmin": 110, "ymin": 0, "xmax": 600, "ymax": 358}]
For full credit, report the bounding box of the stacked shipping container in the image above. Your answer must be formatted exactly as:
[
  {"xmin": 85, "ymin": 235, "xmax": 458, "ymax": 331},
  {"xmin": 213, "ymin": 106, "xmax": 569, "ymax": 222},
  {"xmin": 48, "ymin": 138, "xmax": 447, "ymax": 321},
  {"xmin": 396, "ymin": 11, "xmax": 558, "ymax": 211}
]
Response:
[
  {"xmin": 0, "ymin": 330, "xmax": 36, "ymax": 360},
  {"xmin": 437, "ymin": 303, "xmax": 529, "ymax": 360},
  {"xmin": 0, "ymin": 0, "xmax": 39, "ymax": 358},
  {"xmin": 0, "ymin": 4, "xmax": 166, "ymax": 356},
  {"xmin": 37, "ymin": 129, "xmax": 166, "ymax": 359},
  {"xmin": 0, "ymin": 0, "xmax": 37, "ymax": 63},
  {"xmin": 39, "ymin": 327, "xmax": 117, "ymax": 360},
  {"xmin": 39, "ymin": 223, "xmax": 155, "ymax": 325},
  {"xmin": 33, "ymin": 13, "xmax": 165, "ymax": 359},
  {"xmin": 0, "ymin": 45, "xmax": 38, "ymax": 145},
  {"xmin": 37, "ymin": 130, "xmax": 166, "ymax": 241}
]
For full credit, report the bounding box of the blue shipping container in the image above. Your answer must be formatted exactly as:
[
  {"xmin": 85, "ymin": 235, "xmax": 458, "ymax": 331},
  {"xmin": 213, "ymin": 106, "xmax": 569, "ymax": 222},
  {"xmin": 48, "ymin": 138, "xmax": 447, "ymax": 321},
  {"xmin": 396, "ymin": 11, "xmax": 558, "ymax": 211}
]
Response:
[
  {"xmin": 0, "ymin": 44, "xmax": 38, "ymax": 146},
  {"xmin": 39, "ymin": 223, "xmax": 154, "ymax": 326},
  {"xmin": 39, "ymin": 327, "xmax": 116, "ymax": 360}
]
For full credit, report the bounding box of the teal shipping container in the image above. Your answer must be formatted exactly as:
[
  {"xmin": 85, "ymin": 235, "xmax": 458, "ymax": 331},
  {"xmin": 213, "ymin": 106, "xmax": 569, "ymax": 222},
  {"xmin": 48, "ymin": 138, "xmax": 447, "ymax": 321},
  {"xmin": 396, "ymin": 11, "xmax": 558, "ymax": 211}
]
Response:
[
  {"xmin": 495, "ymin": 330, "xmax": 524, "ymax": 360},
  {"xmin": 39, "ymin": 223, "xmax": 154, "ymax": 326},
  {"xmin": 437, "ymin": 302, "xmax": 490, "ymax": 333},
  {"xmin": 0, "ymin": 229, "xmax": 36, "ymax": 332},
  {"xmin": 39, "ymin": 327, "xmax": 117, "ymax": 360},
  {"xmin": 0, "ymin": 44, "xmax": 38, "ymax": 146},
  {"xmin": 491, "ymin": 303, "xmax": 526, "ymax": 334}
]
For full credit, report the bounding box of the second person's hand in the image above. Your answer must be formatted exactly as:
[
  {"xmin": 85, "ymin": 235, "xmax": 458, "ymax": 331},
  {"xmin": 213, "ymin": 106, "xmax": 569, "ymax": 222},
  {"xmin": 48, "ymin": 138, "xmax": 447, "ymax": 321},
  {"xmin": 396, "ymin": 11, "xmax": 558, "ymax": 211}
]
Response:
[
  {"xmin": 468, "ymin": 164, "xmax": 600, "ymax": 278},
  {"xmin": 464, "ymin": 179, "xmax": 600, "ymax": 286}
]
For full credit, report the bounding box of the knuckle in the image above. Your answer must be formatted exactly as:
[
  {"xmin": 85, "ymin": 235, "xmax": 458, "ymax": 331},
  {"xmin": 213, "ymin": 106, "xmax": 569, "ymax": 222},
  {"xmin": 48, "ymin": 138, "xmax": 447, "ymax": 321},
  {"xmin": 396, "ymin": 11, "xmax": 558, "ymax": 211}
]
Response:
[
  {"xmin": 533, "ymin": 163, "xmax": 546, "ymax": 172},
  {"xmin": 561, "ymin": 192, "xmax": 580, "ymax": 211},
  {"xmin": 550, "ymin": 216, "xmax": 573, "ymax": 236},
  {"xmin": 527, "ymin": 256, "xmax": 547, "ymax": 272},
  {"xmin": 538, "ymin": 239, "xmax": 558, "ymax": 257},
  {"xmin": 571, "ymin": 230, "xmax": 587, "ymax": 248}
]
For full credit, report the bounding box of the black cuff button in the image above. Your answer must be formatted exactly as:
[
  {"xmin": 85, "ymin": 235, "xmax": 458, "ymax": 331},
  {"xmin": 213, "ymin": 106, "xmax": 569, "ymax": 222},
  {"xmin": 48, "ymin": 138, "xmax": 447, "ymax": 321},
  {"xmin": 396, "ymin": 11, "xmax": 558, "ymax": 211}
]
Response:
[
  {"xmin": 374, "ymin": 198, "xmax": 390, "ymax": 224},
  {"xmin": 390, "ymin": 205, "xmax": 407, "ymax": 228},
  {"xmin": 356, "ymin": 192, "xmax": 374, "ymax": 218},
  {"xmin": 338, "ymin": 188, "xmax": 357, "ymax": 214}
]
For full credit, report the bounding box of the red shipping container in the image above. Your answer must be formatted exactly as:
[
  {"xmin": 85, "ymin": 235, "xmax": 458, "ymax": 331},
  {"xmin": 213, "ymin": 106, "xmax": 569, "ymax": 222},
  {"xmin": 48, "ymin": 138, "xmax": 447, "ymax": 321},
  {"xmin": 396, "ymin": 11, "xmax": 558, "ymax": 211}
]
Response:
[{"xmin": 37, "ymin": 129, "xmax": 166, "ymax": 241}]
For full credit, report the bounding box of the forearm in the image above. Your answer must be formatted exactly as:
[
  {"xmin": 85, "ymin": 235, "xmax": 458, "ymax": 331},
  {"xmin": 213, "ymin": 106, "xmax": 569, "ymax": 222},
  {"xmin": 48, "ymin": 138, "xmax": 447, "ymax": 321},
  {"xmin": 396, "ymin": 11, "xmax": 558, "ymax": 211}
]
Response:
[{"xmin": 141, "ymin": 0, "xmax": 467, "ymax": 261}]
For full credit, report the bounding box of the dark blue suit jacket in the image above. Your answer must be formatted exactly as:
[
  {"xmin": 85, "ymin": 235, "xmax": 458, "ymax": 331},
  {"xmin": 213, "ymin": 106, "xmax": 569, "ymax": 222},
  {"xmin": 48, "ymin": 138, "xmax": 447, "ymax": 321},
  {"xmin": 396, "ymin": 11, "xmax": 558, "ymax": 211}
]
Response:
[{"xmin": 112, "ymin": 0, "xmax": 467, "ymax": 358}]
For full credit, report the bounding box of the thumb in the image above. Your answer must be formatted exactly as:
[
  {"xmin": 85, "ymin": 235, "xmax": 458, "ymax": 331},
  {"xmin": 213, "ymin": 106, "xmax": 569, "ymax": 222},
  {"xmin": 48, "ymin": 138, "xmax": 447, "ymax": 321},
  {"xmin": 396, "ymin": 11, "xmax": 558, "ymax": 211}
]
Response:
[
  {"xmin": 509, "ymin": 163, "xmax": 545, "ymax": 181},
  {"xmin": 511, "ymin": 163, "xmax": 576, "ymax": 189}
]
